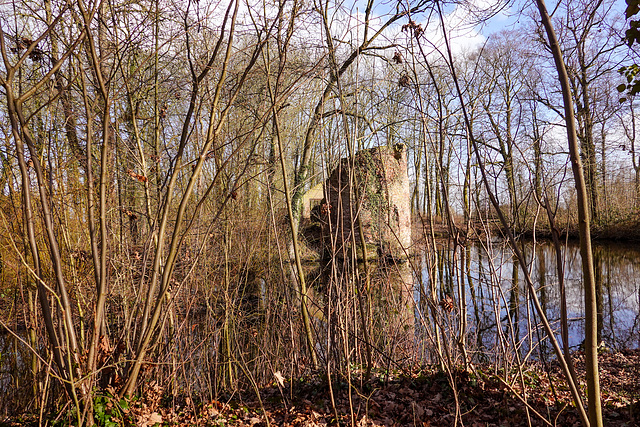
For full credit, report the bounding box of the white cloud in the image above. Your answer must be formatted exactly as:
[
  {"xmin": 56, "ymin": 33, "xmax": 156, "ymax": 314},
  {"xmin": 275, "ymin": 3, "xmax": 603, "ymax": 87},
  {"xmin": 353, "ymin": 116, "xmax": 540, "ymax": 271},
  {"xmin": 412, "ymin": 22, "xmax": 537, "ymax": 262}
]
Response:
[{"xmin": 385, "ymin": 1, "xmax": 509, "ymax": 62}]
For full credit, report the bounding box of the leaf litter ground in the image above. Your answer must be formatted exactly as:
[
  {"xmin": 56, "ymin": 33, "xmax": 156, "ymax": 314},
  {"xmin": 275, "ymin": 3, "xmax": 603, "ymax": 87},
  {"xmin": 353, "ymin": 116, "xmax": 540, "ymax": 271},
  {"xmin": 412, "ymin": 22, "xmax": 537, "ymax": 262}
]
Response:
[
  {"xmin": 173, "ymin": 350, "xmax": 640, "ymax": 426},
  {"xmin": 5, "ymin": 350, "xmax": 640, "ymax": 426}
]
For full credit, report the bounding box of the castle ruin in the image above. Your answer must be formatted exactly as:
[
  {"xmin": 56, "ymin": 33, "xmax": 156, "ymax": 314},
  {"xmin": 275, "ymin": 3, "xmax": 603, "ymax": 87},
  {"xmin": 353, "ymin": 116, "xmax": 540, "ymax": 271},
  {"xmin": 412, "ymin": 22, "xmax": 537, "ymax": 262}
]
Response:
[{"xmin": 324, "ymin": 144, "xmax": 411, "ymax": 260}]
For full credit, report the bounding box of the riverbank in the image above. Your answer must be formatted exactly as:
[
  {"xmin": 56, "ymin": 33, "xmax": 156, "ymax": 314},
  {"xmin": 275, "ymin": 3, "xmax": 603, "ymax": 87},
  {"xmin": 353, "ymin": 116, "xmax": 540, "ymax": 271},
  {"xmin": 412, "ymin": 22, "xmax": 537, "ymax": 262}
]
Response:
[
  {"xmin": 414, "ymin": 214, "xmax": 640, "ymax": 244},
  {"xmin": 6, "ymin": 351, "xmax": 638, "ymax": 426},
  {"xmin": 517, "ymin": 221, "xmax": 640, "ymax": 243}
]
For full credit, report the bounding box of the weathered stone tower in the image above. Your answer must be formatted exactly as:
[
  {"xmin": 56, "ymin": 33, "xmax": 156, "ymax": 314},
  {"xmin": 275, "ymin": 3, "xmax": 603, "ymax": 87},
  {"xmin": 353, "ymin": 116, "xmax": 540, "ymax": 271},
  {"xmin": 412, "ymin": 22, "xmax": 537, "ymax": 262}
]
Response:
[{"xmin": 325, "ymin": 144, "xmax": 411, "ymax": 260}]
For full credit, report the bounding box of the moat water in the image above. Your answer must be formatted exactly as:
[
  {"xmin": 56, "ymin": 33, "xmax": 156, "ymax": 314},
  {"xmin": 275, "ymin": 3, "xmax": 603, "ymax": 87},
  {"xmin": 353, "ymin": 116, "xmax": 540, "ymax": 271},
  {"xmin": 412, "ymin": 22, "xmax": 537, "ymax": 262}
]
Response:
[{"xmin": 414, "ymin": 239, "xmax": 640, "ymax": 358}]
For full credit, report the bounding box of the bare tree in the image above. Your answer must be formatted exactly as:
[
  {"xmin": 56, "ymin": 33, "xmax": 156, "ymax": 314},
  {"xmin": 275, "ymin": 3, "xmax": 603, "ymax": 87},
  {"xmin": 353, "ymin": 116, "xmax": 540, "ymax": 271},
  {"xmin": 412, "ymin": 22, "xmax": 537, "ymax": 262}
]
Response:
[{"xmin": 535, "ymin": 0, "xmax": 602, "ymax": 424}]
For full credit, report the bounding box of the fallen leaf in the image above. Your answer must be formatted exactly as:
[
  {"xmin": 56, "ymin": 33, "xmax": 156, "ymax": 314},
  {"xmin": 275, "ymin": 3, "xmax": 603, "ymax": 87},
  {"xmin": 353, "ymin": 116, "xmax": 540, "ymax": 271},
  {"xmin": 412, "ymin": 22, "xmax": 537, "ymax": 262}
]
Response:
[{"xmin": 274, "ymin": 370, "xmax": 285, "ymax": 388}]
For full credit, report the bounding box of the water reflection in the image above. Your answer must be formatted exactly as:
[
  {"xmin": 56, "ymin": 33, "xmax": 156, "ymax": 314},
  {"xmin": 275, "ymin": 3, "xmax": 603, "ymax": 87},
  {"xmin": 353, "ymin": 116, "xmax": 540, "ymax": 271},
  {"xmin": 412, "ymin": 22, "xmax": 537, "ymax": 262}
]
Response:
[
  {"xmin": 2, "ymin": 239, "xmax": 638, "ymax": 414},
  {"xmin": 415, "ymin": 239, "xmax": 640, "ymax": 360}
]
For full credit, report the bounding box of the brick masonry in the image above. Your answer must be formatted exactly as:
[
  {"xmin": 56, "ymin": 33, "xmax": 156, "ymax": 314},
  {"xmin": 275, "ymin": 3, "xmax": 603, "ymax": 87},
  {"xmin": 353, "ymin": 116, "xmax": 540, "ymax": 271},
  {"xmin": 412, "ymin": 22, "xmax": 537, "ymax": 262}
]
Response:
[{"xmin": 325, "ymin": 144, "xmax": 411, "ymax": 259}]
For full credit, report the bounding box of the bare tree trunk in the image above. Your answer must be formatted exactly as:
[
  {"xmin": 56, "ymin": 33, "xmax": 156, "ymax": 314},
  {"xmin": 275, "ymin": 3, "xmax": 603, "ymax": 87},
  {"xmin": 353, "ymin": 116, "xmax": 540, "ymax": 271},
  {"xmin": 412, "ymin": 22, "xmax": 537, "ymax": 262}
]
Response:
[
  {"xmin": 434, "ymin": 1, "xmax": 589, "ymax": 424},
  {"xmin": 535, "ymin": 0, "xmax": 602, "ymax": 425}
]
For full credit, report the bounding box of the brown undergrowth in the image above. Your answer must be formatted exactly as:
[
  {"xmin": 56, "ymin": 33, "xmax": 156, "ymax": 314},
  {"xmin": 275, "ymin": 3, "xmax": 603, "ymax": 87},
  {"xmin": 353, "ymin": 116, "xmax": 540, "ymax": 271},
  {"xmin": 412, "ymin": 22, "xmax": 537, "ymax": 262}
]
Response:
[{"xmin": 4, "ymin": 351, "xmax": 638, "ymax": 426}]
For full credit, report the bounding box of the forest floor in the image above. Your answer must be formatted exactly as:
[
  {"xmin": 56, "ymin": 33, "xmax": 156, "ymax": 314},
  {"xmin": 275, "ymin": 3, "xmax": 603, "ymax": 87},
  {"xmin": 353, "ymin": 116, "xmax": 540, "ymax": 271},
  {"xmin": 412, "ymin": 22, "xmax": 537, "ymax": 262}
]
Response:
[
  {"xmin": 31, "ymin": 349, "xmax": 634, "ymax": 427},
  {"xmin": 4, "ymin": 350, "xmax": 639, "ymax": 426}
]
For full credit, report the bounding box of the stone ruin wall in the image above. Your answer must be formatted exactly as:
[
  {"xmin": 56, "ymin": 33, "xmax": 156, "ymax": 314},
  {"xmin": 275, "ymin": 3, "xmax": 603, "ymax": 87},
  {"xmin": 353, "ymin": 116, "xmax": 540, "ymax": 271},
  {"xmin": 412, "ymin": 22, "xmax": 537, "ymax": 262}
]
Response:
[{"xmin": 325, "ymin": 144, "xmax": 411, "ymax": 259}]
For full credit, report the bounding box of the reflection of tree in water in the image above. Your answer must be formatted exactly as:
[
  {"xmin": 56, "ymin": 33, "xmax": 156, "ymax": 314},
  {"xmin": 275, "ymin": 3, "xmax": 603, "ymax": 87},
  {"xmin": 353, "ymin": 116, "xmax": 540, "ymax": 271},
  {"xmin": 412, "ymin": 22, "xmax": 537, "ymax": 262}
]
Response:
[
  {"xmin": 536, "ymin": 244, "xmax": 550, "ymax": 358},
  {"xmin": 305, "ymin": 259, "xmax": 415, "ymax": 373},
  {"xmin": 300, "ymin": 239, "xmax": 640, "ymax": 371},
  {"xmin": 415, "ymin": 240, "xmax": 640, "ymax": 364},
  {"xmin": 594, "ymin": 247, "xmax": 604, "ymax": 346},
  {"xmin": 507, "ymin": 251, "xmax": 520, "ymax": 357}
]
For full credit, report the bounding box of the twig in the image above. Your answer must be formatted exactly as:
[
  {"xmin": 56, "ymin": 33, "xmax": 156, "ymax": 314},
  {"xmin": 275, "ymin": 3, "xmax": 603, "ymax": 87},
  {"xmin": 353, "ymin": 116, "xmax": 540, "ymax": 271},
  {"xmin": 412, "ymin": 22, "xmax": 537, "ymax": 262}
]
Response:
[{"xmin": 493, "ymin": 375, "xmax": 553, "ymax": 426}]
